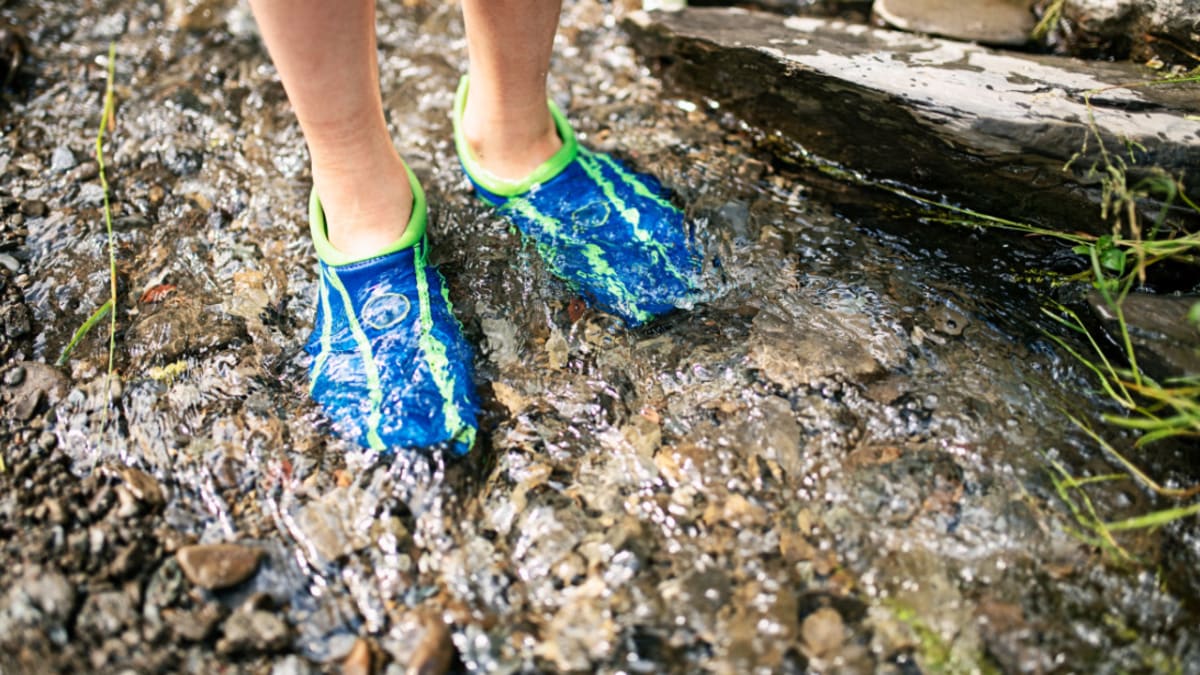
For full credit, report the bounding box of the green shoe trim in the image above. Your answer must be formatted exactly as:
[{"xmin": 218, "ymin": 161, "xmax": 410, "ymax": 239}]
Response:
[
  {"xmin": 309, "ymin": 162, "xmax": 428, "ymax": 268},
  {"xmin": 452, "ymin": 75, "xmax": 579, "ymax": 198},
  {"xmin": 575, "ymin": 148, "xmax": 690, "ymax": 287},
  {"xmin": 412, "ymin": 238, "xmax": 472, "ymax": 447},
  {"xmin": 503, "ymin": 195, "xmax": 653, "ymax": 325},
  {"xmin": 322, "ymin": 265, "xmax": 387, "ymax": 451}
]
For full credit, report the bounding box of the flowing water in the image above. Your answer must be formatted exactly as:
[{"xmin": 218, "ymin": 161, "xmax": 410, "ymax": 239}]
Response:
[{"xmin": 0, "ymin": 1, "xmax": 1197, "ymax": 673}]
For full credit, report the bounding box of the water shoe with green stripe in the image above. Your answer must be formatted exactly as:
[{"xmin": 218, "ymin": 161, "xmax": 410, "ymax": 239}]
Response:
[
  {"xmin": 304, "ymin": 168, "xmax": 479, "ymax": 455},
  {"xmin": 453, "ymin": 77, "xmax": 700, "ymax": 326}
]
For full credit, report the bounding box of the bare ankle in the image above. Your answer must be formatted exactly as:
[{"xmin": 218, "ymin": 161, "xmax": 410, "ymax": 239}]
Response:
[
  {"xmin": 312, "ymin": 153, "xmax": 414, "ymax": 260},
  {"xmin": 462, "ymin": 98, "xmax": 562, "ymax": 181}
]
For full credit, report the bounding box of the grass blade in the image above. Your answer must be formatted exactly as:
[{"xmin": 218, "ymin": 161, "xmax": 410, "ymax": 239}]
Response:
[{"xmin": 55, "ymin": 299, "xmax": 113, "ymax": 367}]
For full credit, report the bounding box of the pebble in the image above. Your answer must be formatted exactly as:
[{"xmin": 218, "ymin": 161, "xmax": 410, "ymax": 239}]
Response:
[
  {"xmin": 50, "ymin": 146, "xmax": 76, "ymax": 173},
  {"xmin": 176, "ymin": 543, "xmax": 264, "ymax": 590},
  {"xmin": 118, "ymin": 466, "xmax": 165, "ymax": 507},
  {"xmin": 68, "ymin": 161, "xmax": 100, "ymax": 183},
  {"xmin": 216, "ymin": 609, "xmax": 291, "ymax": 654},
  {"xmin": 167, "ymin": 603, "xmax": 226, "ymax": 642},
  {"xmin": 0, "ymin": 253, "xmax": 19, "ymax": 273},
  {"xmin": 4, "ymin": 362, "xmax": 66, "ymax": 422},
  {"xmin": 90, "ymin": 12, "xmax": 127, "ymax": 39},
  {"xmin": 341, "ymin": 638, "xmax": 373, "ymax": 675},
  {"xmin": 270, "ymin": 655, "xmax": 315, "ymax": 675},
  {"xmin": 406, "ymin": 613, "xmax": 453, "ymax": 675},
  {"xmin": 801, "ymin": 607, "xmax": 846, "ymax": 658},
  {"xmin": 3, "ymin": 364, "xmax": 24, "ymax": 386},
  {"xmin": 16, "ymin": 568, "xmax": 75, "ymax": 623},
  {"xmin": 18, "ymin": 199, "xmax": 46, "ymax": 218}
]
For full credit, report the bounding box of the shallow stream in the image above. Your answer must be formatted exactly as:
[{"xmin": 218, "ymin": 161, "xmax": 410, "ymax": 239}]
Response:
[{"xmin": 0, "ymin": 1, "xmax": 1197, "ymax": 673}]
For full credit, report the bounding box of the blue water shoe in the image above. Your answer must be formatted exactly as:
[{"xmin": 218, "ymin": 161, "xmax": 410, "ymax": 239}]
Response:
[
  {"xmin": 305, "ymin": 166, "xmax": 479, "ymax": 454},
  {"xmin": 453, "ymin": 77, "xmax": 700, "ymax": 326}
]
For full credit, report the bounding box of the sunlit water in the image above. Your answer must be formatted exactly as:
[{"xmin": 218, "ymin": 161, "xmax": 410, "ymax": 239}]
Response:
[{"xmin": 2, "ymin": 0, "xmax": 1197, "ymax": 672}]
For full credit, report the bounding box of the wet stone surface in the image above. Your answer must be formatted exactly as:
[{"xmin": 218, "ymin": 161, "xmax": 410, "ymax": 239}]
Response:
[
  {"xmin": 0, "ymin": 0, "xmax": 1198, "ymax": 673},
  {"xmin": 626, "ymin": 8, "xmax": 1200, "ymax": 235}
]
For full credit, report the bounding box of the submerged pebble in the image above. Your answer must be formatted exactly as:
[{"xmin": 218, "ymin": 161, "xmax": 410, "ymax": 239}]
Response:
[{"xmin": 176, "ymin": 544, "xmax": 264, "ymax": 591}]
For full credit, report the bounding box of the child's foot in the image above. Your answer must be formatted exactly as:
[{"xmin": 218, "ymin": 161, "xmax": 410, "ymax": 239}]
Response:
[
  {"xmin": 452, "ymin": 77, "xmax": 700, "ymax": 326},
  {"xmin": 305, "ymin": 165, "xmax": 479, "ymax": 454}
]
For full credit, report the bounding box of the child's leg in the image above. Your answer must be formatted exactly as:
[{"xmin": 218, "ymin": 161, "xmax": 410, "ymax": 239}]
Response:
[
  {"xmin": 459, "ymin": 0, "xmax": 564, "ymax": 181},
  {"xmin": 248, "ymin": 0, "xmax": 479, "ymax": 453},
  {"xmin": 247, "ymin": 0, "xmax": 412, "ymax": 260},
  {"xmin": 452, "ymin": 2, "xmax": 701, "ymax": 327}
]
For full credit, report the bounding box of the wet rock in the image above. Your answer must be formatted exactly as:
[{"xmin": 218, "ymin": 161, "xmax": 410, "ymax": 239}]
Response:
[
  {"xmin": 740, "ymin": 395, "xmax": 803, "ymax": 476},
  {"xmin": 2, "ymin": 361, "xmax": 67, "ymax": 422},
  {"xmin": 77, "ymin": 589, "xmax": 137, "ymax": 638},
  {"xmin": 386, "ymin": 612, "xmax": 453, "ymax": 675},
  {"xmin": 176, "ymin": 543, "xmax": 264, "ymax": 590},
  {"xmin": 1088, "ymin": 291, "xmax": 1200, "ymax": 379},
  {"xmin": 90, "ymin": 12, "xmax": 127, "ymax": 39},
  {"xmin": 0, "ymin": 568, "xmax": 76, "ymax": 643},
  {"xmin": 166, "ymin": 0, "xmax": 231, "ymax": 32},
  {"xmin": 1058, "ymin": 0, "xmax": 1200, "ymax": 63},
  {"xmin": 166, "ymin": 603, "xmax": 227, "ymax": 642},
  {"xmin": 291, "ymin": 488, "xmax": 374, "ymax": 564},
  {"xmin": 67, "ymin": 161, "xmax": 100, "ymax": 183},
  {"xmin": 50, "ymin": 146, "xmax": 76, "ymax": 173},
  {"xmin": 779, "ymin": 527, "xmax": 816, "ymax": 562},
  {"xmin": 748, "ymin": 287, "xmax": 905, "ymax": 389},
  {"xmin": 875, "ymin": 0, "xmax": 1036, "ymax": 45},
  {"xmin": 117, "ymin": 466, "xmax": 166, "ymax": 508},
  {"xmin": 801, "ymin": 606, "xmax": 846, "ymax": 658},
  {"xmin": 974, "ymin": 597, "xmax": 1050, "ymax": 672},
  {"xmin": 143, "ymin": 560, "xmax": 187, "ymax": 626},
  {"xmin": 3, "ymin": 364, "xmax": 23, "ymax": 385},
  {"xmin": 536, "ymin": 578, "xmax": 619, "ymax": 670},
  {"xmin": 625, "ymin": 8, "xmax": 1200, "ymax": 234},
  {"xmin": 1, "ymin": 301, "xmax": 32, "ymax": 338},
  {"xmin": 928, "ymin": 303, "xmax": 969, "ymax": 337},
  {"xmin": 491, "ymin": 380, "xmax": 530, "ymax": 415},
  {"xmin": 272, "ymin": 655, "xmax": 316, "ymax": 675},
  {"xmin": 0, "ymin": 253, "xmax": 18, "ymax": 273},
  {"xmin": 124, "ymin": 297, "xmax": 248, "ymax": 370},
  {"xmin": 342, "ymin": 638, "xmax": 374, "ymax": 675},
  {"xmin": 216, "ymin": 609, "xmax": 291, "ymax": 654},
  {"xmin": 690, "ymin": 0, "xmax": 874, "ymax": 16},
  {"xmin": 18, "ymin": 199, "xmax": 46, "ymax": 217},
  {"xmin": 877, "ymin": 547, "xmax": 982, "ymax": 666}
]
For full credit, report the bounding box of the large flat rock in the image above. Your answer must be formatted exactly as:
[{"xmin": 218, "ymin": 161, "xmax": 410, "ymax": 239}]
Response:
[{"xmin": 625, "ymin": 8, "xmax": 1200, "ymax": 233}]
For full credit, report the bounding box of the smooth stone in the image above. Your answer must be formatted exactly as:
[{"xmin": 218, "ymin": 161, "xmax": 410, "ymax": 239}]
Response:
[
  {"xmin": 18, "ymin": 199, "xmax": 46, "ymax": 217},
  {"xmin": 341, "ymin": 638, "xmax": 373, "ymax": 675},
  {"xmin": 3, "ymin": 362, "xmax": 67, "ymax": 422},
  {"xmin": 874, "ymin": 0, "xmax": 1036, "ymax": 46},
  {"xmin": 50, "ymin": 146, "xmax": 76, "ymax": 173},
  {"xmin": 176, "ymin": 543, "xmax": 264, "ymax": 590},
  {"xmin": 801, "ymin": 607, "xmax": 846, "ymax": 658},
  {"xmin": 118, "ymin": 466, "xmax": 165, "ymax": 507}
]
